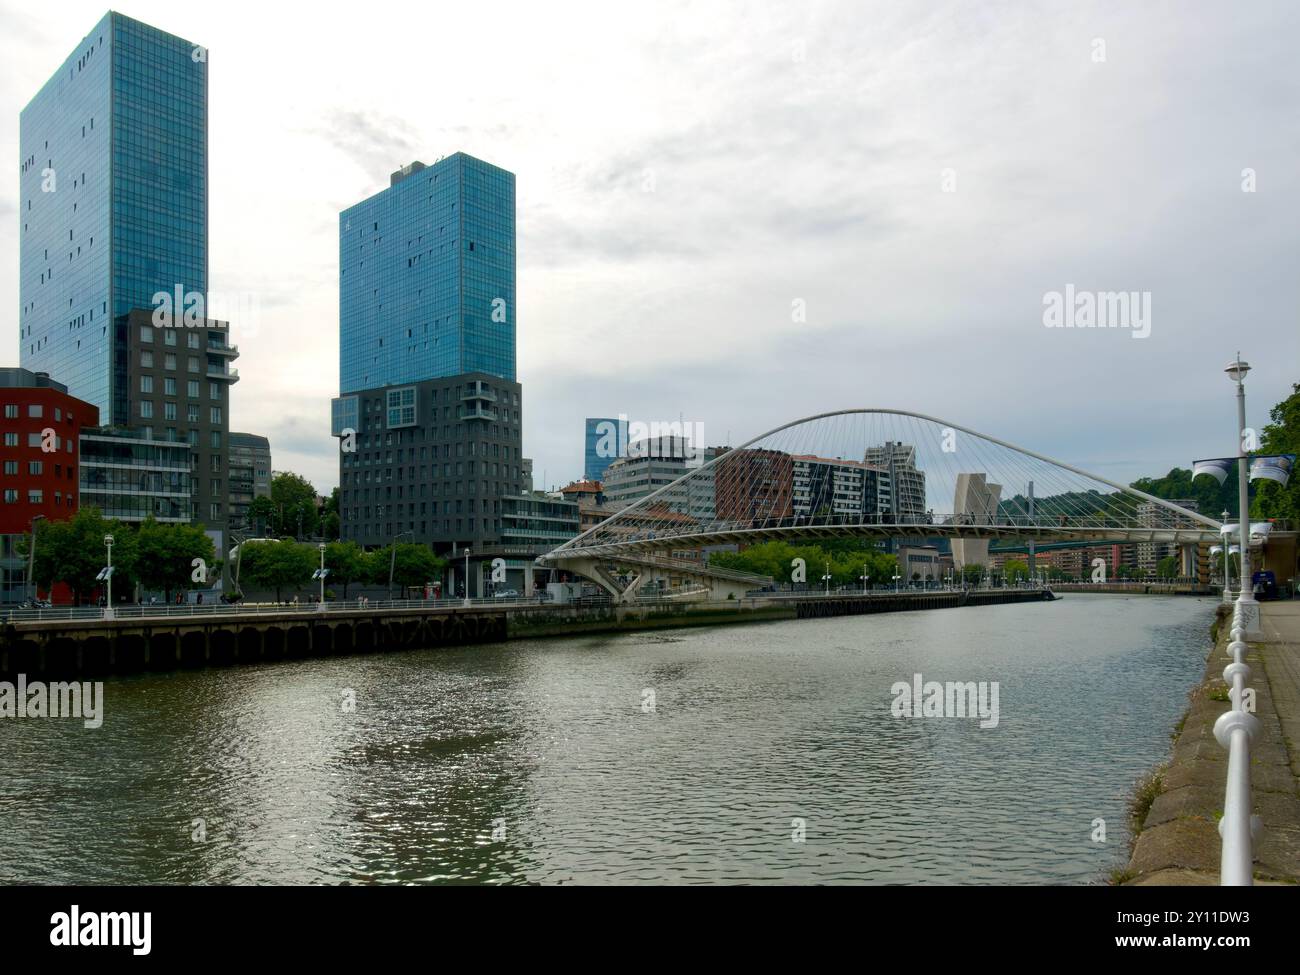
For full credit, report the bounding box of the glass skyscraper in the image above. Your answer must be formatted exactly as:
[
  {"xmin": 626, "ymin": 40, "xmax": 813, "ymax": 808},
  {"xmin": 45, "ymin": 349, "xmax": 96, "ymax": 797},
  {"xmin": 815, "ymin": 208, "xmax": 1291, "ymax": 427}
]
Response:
[
  {"xmin": 584, "ymin": 416, "xmax": 627, "ymax": 481},
  {"xmin": 338, "ymin": 154, "xmax": 516, "ymax": 393},
  {"xmin": 19, "ymin": 11, "xmax": 208, "ymax": 427}
]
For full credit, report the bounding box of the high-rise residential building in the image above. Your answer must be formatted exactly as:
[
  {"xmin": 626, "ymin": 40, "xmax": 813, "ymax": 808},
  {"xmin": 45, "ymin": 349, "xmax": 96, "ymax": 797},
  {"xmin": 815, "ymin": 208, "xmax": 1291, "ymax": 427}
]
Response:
[
  {"xmin": 18, "ymin": 13, "xmax": 235, "ymax": 539},
  {"xmin": 0, "ymin": 368, "xmax": 98, "ymax": 604},
  {"xmin": 791, "ymin": 455, "xmax": 890, "ymax": 522},
  {"xmin": 1135, "ymin": 498, "xmax": 1200, "ymax": 573},
  {"xmin": 334, "ymin": 155, "xmax": 522, "ymax": 589},
  {"xmin": 584, "ymin": 417, "xmax": 627, "ymax": 482},
  {"xmin": 338, "ymin": 154, "xmax": 516, "ymax": 392},
  {"xmin": 714, "ymin": 449, "xmax": 794, "ymax": 523},
  {"xmin": 228, "ymin": 433, "xmax": 272, "ymax": 531},
  {"xmin": 862, "ymin": 442, "xmax": 925, "ymax": 521}
]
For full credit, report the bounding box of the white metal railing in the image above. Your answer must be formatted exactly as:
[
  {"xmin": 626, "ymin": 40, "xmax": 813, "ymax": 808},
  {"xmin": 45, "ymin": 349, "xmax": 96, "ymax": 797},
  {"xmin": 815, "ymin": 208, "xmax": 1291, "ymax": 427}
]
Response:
[{"xmin": 1214, "ymin": 600, "xmax": 1262, "ymax": 885}]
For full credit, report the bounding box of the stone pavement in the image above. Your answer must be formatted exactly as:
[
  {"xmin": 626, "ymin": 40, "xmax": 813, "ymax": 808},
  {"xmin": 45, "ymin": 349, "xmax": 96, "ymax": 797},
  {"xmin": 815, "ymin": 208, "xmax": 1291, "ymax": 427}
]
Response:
[{"xmin": 1125, "ymin": 600, "xmax": 1300, "ymax": 885}]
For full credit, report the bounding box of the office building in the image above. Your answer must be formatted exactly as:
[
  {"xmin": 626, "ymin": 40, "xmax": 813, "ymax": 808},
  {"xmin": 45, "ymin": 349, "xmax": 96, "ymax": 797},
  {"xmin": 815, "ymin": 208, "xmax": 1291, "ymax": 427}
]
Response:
[
  {"xmin": 862, "ymin": 442, "xmax": 924, "ymax": 521},
  {"xmin": 791, "ymin": 455, "xmax": 890, "ymax": 522},
  {"xmin": 19, "ymin": 13, "xmax": 234, "ymax": 538},
  {"xmin": 338, "ymin": 154, "xmax": 515, "ymax": 392},
  {"xmin": 334, "ymin": 155, "xmax": 521, "ymax": 573},
  {"xmin": 584, "ymin": 417, "xmax": 628, "ymax": 482}
]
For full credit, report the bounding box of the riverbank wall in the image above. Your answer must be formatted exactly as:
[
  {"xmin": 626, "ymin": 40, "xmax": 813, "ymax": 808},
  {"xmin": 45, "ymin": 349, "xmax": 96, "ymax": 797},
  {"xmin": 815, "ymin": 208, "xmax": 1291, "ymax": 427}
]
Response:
[
  {"xmin": 1121, "ymin": 601, "xmax": 1300, "ymax": 885},
  {"xmin": 0, "ymin": 588, "xmax": 1053, "ymax": 678}
]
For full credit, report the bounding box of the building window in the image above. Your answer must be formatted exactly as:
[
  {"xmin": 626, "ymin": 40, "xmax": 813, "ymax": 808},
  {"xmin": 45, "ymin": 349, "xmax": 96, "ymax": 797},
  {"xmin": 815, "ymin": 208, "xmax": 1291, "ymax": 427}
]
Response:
[
  {"xmin": 164, "ymin": 330, "xmax": 177, "ymax": 346},
  {"xmin": 28, "ymin": 490, "xmax": 43, "ymax": 504},
  {"xmin": 210, "ymin": 432, "xmax": 222, "ymax": 449},
  {"xmin": 140, "ymin": 376, "xmax": 153, "ymax": 393},
  {"xmin": 3, "ymin": 461, "xmax": 16, "ymax": 475},
  {"xmin": 28, "ymin": 404, "xmax": 42, "ymax": 418},
  {"xmin": 164, "ymin": 378, "xmax": 177, "ymax": 395},
  {"xmin": 165, "ymin": 353, "xmax": 177, "ymax": 370},
  {"xmin": 28, "ymin": 461, "xmax": 43, "ymax": 476},
  {"xmin": 140, "ymin": 325, "xmax": 153, "ymax": 343},
  {"xmin": 187, "ymin": 332, "xmax": 200, "ymax": 349},
  {"xmin": 210, "ymin": 406, "xmax": 222, "ymax": 424},
  {"xmin": 140, "ymin": 401, "xmax": 153, "ymax": 419},
  {"xmin": 188, "ymin": 356, "xmax": 199, "ymax": 373},
  {"xmin": 141, "ymin": 351, "xmax": 153, "ymax": 367},
  {"xmin": 209, "ymin": 383, "xmax": 221, "ymax": 401},
  {"xmin": 188, "ymin": 404, "xmax": 199, "ymax": 422},
  {"xmin": 3, "ymin": 490, "xmax": 16, "ymax": 503},
  {"xmin": 3, "ymin": 433, "xmax": 16, "ymax": 447},
  {"xmin": 164, "ymin": 402, "xmax": 177, "ymax": 420}
]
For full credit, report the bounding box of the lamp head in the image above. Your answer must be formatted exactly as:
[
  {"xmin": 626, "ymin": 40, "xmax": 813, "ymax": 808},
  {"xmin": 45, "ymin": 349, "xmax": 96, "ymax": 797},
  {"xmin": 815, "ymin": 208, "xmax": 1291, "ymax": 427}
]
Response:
[{"xmin": 1224, "ymin": 355, "xmax": 1251, "ymax": 383}]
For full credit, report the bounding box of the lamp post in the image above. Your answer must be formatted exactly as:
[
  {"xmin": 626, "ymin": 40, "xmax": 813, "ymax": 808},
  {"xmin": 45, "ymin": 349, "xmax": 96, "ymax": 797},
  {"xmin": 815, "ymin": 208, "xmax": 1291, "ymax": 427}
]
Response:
[
  {"xmin": 318, "ymin": 542, "xmax": 327, "ymax": 606},
  {"xmin": 860, "ymin": 563, "xmax": 869, "ymax": 595},
  {"xmin": 463, "ymin": 546, "xmax": 472, "ymax": 607},
  {"xmin": 26, "ymin": 514, "xmax": 45, "ymax": 605},
  {"xmin": 1225, "ymin": 355, "xmax": 1260, "ymax": 634},
  {"xmin": 823, "ymin": 559, "xmax": 831, "ymax": 596},
  {"xmin": 103, "ymin": 534, "xmax": 114, "ymax": 618},
  {"xmin": 387, "ymin": 530, "xmax": 413, "ymax": 600},
  {"xmin": 892, "ymin": 573, "xmax": 901, "ymax": 593}
]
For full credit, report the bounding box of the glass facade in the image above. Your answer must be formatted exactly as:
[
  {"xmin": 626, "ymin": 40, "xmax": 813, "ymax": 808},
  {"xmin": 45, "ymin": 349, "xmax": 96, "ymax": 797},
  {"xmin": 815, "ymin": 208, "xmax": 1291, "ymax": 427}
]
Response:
[
  {"xmin": 19, "ymin": 12, "xmax": 207, "ymax": 427},
  {"xmin": 79, "ymin": 430, "xmax": 192, "ymax": 522},
  {"xmin": 584, "ymin": 416, "xmax": 627, "ymax": 482},
  {"xmin": 338, "ymin": 154, "xmax": 516, "ymax": 393}
]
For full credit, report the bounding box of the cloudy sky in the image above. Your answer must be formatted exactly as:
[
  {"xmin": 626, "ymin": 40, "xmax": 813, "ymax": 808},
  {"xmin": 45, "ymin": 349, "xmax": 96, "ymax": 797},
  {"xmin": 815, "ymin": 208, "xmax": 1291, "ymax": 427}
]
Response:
[{"xmin": 2, "ymin": 0, "xmax": 1296, "ymax": 494}]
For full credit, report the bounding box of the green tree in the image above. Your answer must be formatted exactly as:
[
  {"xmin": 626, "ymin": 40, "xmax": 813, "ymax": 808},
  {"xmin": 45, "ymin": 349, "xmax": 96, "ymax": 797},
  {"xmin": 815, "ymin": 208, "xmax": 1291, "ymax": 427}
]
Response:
[
  {"xmin": 269, "ymin": 472, "xmax": 321, "ymax": 539},
  {"xmin": 1156, "ymin": 555, "xmax": 1180, "ymax": 580},
  {"xmin": 320, "ymin": 487, "xmax": 341, "ymax": 542},
  {"xmin": 246, "ymin": 495, "xmax": 278, "ymax": 537},
  {"xmin": 1251, "ymin": 383, "xmax": 1300, "ymax": 526},
  {"xmin": 324, "ymin": 540, "xmax": 367, "ymax": 598},
  {"xmin": 30, "ymin": 507, "xmax": 136, "ymax": 605},
  {"xmin": 134, "ymin": 517, "xmax": 216, "ymax": 602},
  {"xmin": 239, "ymin": 540, "xmax": 316, "ymax": 601},
  {"xmin": 1004, "ymin": 559, "xmax": 1029, "ymax": 583}
]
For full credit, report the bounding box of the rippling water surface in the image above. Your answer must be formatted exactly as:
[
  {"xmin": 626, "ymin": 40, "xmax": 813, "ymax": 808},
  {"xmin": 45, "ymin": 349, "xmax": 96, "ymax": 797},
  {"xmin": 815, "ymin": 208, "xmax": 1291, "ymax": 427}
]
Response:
[{"xmin": 0, "ymin": 594, "xmax": 1215, "ymax": 884}]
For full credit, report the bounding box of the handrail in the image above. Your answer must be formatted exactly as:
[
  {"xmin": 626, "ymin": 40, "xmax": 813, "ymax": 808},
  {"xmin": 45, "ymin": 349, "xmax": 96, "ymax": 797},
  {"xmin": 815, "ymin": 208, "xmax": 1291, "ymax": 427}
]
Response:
[{"xmin": 1215, "ymin": 600, "xmax": 1262, "ymax": 885}]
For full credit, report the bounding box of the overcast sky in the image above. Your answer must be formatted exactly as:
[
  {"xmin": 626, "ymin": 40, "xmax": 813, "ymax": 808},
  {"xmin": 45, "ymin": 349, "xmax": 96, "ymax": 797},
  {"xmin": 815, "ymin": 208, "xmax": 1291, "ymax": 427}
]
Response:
[{"xmin": 2, "ymin": 0, "xmax": 1297, "ymax": 495}]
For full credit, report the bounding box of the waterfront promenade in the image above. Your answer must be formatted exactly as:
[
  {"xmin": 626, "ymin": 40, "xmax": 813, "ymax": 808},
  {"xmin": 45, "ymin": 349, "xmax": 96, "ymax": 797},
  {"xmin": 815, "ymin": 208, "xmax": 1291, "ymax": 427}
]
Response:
[{"xmin": 1125, "ymin": 600, "xmax": 1300, "ymax": 885}]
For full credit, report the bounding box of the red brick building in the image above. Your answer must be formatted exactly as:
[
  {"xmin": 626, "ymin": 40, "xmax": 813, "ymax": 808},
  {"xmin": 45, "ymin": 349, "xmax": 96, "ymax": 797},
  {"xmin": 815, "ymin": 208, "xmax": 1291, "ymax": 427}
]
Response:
[{"xmin": 1, "ymin": 368, "xmax": 99, "ymax": 604}]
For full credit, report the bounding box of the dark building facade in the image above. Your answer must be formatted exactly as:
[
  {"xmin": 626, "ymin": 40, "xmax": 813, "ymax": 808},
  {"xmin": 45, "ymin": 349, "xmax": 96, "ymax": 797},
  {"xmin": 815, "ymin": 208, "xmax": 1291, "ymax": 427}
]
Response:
[
  {"xmin": 228, "ymin": 432, "xmax": 271, "ymax": 531},
  {"xmin": 334, "ymin": 373, "xmax": 524, "ymax": 555}
]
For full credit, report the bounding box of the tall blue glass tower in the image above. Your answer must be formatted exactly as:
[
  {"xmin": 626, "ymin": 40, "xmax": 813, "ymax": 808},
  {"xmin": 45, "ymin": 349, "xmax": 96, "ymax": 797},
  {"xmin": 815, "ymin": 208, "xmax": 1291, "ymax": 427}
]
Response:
[
  {"xmin": 338, "ymin": 154, "xmax": 516, "ymax": 393},
  {"xmin": 19, "ymin": 12, "xmax": 207, "ymax": 426}
]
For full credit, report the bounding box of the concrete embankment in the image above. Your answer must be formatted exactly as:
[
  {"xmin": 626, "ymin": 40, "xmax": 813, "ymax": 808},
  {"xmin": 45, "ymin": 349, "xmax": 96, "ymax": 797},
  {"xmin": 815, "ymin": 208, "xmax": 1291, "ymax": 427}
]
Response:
[
  {"xmin": 0, "ymin": 588, "xmax": 1052, "ymax": 678},
  {"xmin": 1121, "ymin": 601, "xmax": 1300, "ymax": 885}
]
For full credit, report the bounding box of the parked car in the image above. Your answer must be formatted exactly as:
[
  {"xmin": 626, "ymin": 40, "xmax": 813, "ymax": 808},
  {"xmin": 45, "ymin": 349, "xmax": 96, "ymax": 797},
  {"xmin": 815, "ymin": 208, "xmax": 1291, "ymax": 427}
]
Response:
[{"xmin": 493, "ymin": 589, "xmax": 520, "ymax": 599}]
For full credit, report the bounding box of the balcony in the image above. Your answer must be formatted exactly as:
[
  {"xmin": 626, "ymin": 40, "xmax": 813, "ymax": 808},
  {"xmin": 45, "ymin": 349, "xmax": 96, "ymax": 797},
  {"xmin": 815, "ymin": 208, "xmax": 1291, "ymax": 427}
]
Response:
[
  {"xmin": 457, "ymin": 403, "xmax": 498, "ymax": 421},
  {"xmin": 206, "ymin": 364, "xmax": 240, "ymax": 383},
  {"xmin": 460, "ymin": 383, "xmax": 498, "ymax": 402},
  {"xmin": 207, "ymin": 341, "xmax": 240, "ymax": 358}
]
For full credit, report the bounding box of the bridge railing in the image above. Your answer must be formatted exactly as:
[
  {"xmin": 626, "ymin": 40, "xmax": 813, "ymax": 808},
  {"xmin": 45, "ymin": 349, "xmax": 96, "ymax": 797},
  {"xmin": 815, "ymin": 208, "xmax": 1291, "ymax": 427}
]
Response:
[{"xmin": 1216, "ymin": 601, "xmax": 1263, "ymax": 885}]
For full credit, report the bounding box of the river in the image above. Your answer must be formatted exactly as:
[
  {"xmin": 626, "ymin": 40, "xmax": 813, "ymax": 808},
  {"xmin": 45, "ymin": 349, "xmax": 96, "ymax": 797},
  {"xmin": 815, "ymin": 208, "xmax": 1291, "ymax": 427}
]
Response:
[{"xmin": 0, "ymin": 593, "xmax": 1215, "ymax": 884}]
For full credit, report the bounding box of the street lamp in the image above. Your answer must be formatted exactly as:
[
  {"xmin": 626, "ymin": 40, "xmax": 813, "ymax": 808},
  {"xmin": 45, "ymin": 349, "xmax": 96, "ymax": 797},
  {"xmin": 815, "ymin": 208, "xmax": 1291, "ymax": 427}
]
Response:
[
  {"xmin": 103, "ymin": 534, "xmax": 114, "ymax": 618},
  {"xmin": 860, "ymin": 563, "xmax": 869, "ymax": 595},
  {"xmin": 387, "ymin": 530, "xmax": 414, "ymax": 600},
  {"xmin": 317, "ymin": 542, "xmax": 328, "ymax": 607},
  {"xmin": 463, "ymin": 546, "xmax": 472, "ymax": 607},
  {"xmin": 823, "ymin": 559, "xmax": 831, "ymax": 596},
  {"xmin": 1225, "ymin": 354, "xmax": 1260, "ymax": 633},
  {"xmin": 892, "ymin": 573, "xmax": 901, "ymax": 593},
  {"xmin": 26, "ymin": 514, "xmax": 45, "ymax": 605}
]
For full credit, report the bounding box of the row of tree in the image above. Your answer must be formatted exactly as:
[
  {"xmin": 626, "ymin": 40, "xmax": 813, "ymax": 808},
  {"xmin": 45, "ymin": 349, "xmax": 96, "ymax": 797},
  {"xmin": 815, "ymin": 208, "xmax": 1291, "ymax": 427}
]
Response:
[
  {"xmin": 28, "ymin": 508, "xmax": 215, "ymax": 604},
  {"xmin": 708, "ymin": 540, "xmax": 898, "ymax": 586},
  {"xmin": 236, "ymin": 539, "xmax": 446, "ymax": 601}
]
